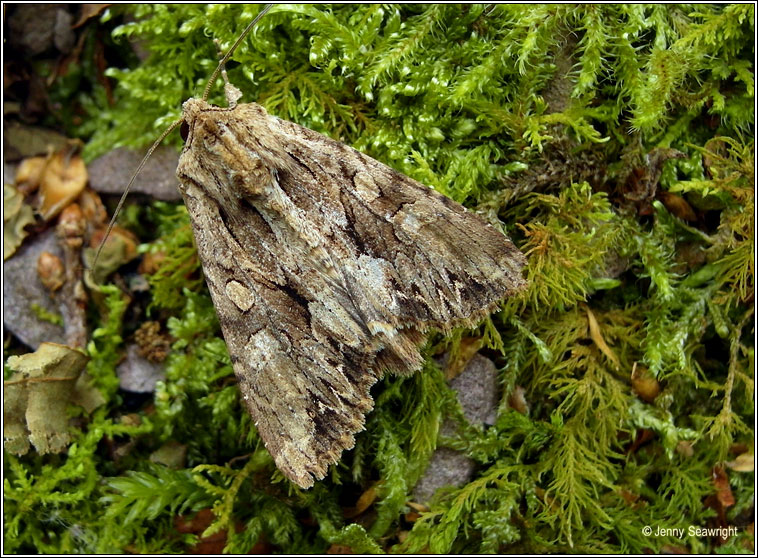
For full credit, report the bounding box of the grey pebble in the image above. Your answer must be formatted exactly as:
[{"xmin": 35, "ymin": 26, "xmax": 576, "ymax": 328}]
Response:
[
  {"xmin": 3, "ymin": 229, "xmax": 66, "ymax": 349},
  {"xmin": 88, "ymin": 146, "xmax": 182, "ymax": 202},
  {"xmin": 117, "ymin": 344, "xmax": 166, "ymax": 393},
  {"xmin": 412, "ymin": 354, "xmax": 500, "ymax": 504}
]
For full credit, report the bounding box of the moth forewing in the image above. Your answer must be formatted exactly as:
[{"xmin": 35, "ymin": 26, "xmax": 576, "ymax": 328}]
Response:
[
  {"xmin": 97, "ymin": 4, "xmax": 528, "ymax": 490},
  {"xmin": 175, "ymin": 96, "xmax": 526, "ymax": 488}
]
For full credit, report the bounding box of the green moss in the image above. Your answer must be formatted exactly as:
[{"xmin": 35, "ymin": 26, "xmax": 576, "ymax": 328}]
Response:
[
  {"xmin": 30, "ymin": 303, "xmax": 64, "ymax": 327},
  {"xmin": 6, "ymin": 4, "xmax": 753, "ymax": 553}
]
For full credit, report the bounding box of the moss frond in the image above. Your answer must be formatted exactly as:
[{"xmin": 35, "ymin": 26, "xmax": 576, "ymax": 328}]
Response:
[{"xmin": 9, "ymin": 4, "xmax": 752, "ymax": 554}]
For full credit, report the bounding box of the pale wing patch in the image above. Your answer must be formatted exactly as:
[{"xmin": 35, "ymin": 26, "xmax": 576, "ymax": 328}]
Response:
[{"xmin": 225, "ymin": 280, "xmax": 254, "ymax": 312}]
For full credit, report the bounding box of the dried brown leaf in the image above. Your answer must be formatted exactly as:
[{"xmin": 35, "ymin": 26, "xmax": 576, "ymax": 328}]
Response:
[
  {"xmin": 585, "ymin": 305, "xmax": 620, "ymax": 369},
  {"xmin": 38, "ymin": 151, "xmax": 88, "ymax": 221},
  {"xmin": 725, "ymin": 453, "xmax": 754, "ymax": 472},
  {"xmin": 406, "ymin": 501, "xmax": 430, "ymax": 513},
  {"xmin": 508, "ymin": 385, "xmax": 530, "ymax": 415},
  {"xmin": 343, "ymin": 484, "xmax": 378, "ymax": 518},
  {"xmin": 86, "ymin": 225, "xmax": 139, "ymax": 281},
  {"xmin": 72, "ymin": 4, "xmax": 111, "ymax": 28},
  {"xmin": 135, "ymin": 321, "xmax": 173, "ymax": 363},
  {"xmin": 3, "ymin": 183, "xmax": 36, "ymax": 260},
  {"xmin": 149, "ymin": 440, "xmax": 188, "ymax": 469},
  {"xmin": 444, "ymin": 336, "xmax": 484, "ymax": 380},
  {"xmin": 37, "ymin": 250, "xmax": 65, "ymax": 292},
  {"xmin": 77, "ymin": 187, "xmax": 108, "ymax": 227},
  {"xmin": 15, "ymin": 155, "xmax": 48, "ymax": 194},
  {"xmin": 71, "ymin": 372, "xmax": 106, "ymax": 413},
  {"xmin": 138, "ymin": 250, "xmax": 167, "ymax": 275},
  {"xmin": 676, "ymin": 440, "xmax": 695, "ymax": 458},
  {"xmin": 712, "ymin": 466, "xmax": 736, "ymax": 508},
  {"xmin": 659, "ymin": 191, "xmax": 697, "ymax": 222}
]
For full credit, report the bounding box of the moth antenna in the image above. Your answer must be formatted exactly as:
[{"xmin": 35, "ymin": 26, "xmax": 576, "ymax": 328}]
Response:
[
  {"xmin": 91, "ymin": 118, "xmax": 182, "ymax": 275},
  {"xmin": 93, "ymin": 4, "xmax": 273, "ymax": 276},
  {"xmin": 202, "ymin": 4, "xmax": 274, "ymax": 102}
]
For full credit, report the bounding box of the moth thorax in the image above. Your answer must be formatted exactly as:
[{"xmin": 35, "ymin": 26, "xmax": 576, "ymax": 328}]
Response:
[{"xmin": 229, "ymin": 154, "xmax": 274, "ymax": 198}]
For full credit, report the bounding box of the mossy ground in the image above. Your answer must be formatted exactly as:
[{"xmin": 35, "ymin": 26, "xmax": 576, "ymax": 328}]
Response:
[{"xmin": 4, "ymin": 4, "xmax": 754, "ymax": 553}]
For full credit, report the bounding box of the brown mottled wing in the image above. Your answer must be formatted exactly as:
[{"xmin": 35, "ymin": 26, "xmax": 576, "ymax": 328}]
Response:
[{"xmin": 176, "ymin": 99, "xmax": 526, "ymax": 488}]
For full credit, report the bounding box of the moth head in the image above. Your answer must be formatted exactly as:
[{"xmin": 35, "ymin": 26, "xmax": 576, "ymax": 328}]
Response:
[
  {"xmin": 93, "ymin": 5, "xmax": 275, "ymax": 276},
  {"xmin": 178, "ymin": 98, "xmax": 243, "ymax": 161},
  {"xmin": 179, "ymin": 98, "xmax": 214, "ymax": 146}
]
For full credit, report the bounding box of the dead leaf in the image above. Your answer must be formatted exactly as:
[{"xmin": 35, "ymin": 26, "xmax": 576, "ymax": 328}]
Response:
[
  {"xmin": 508, "ymin": 385, "xmax": 529, "ymax": 415},
  {"xmin": 3, "ymin": 342, "xmax": 89, "ymax": 455},
  {"xmin": 175, "ymin": 509, "xmax": 228, "ymax": 554},
  {"xmin": 77, "ymin": 187, "xmax": 108, "ymax": 227},
  {"xmin": 3, "ymin": 183, "xmax": 36, "ymax": 259},
  {"xmin": 139, "ymin": 250, "xmax": 167, "ymax": 275},
  {"xmin": 175, "ymin": 508, "xmax": 214, "ymax": 534},
  {"xmin": 15, "ymin": 155, "xmax": 48, "ymax": 194},
  {"xmin": 444, "ymin": 336, "xmax": 483, "ymax": 380},
  {"xmin": 712, "ymin": 466, "xmax": 736, "ymax": 508},
  {"xmin": 150, "ymin": 440, "xmax": 188, "ymax": 469},
  {"xmin": 37, "ymin": 251, "xmax": 65, "ymax": 291},
  {"xmin": 585, "ymin": 305, "xmax": 620, "ymax": 369},
  {"xmin": 658, "ymin": 191, "xmax": 697, "ymax": 222},
  {"xmin": 38, "ymin": 149, "xmax": 88, "ymax": 220},
  {"xmin": 676, "ymin": 440, "xmax": 695, "ymax": 458},
  {"xmin": 71, "ymin": 372, "xmax": 106, "ymax": 413},
  {"xmin": 619, "ymin": 488, "xmax": 641, "ymax": 507},
  {"xmin": 174, "ymin": 508, "xmax": 263, "ymax": 554},
  {"xmin": 85, "ymin": 225, "xmax": 139, "ymax": 282},
  {"xmin": 729, "ymin": 442, "xmax": 748, "ymax": 455},
  {"xmin": 726, "ymin": 453, "xmax": 754, "ymax": 472},
  {"xmin": 3, "ymin": 121, "xmax": 69, "ymax": 160},
  {"xmin": 406, "ymin": 501, "xmax": 430, "ymax": 513},
  {"xmin": 72, "ymin": 4, "xmax": 111, "ymax": 27},
  {"xmin": 626, "ymin": 429, "xmax": 655, "ymax": 455},
  {"xmin": 404, "ymin": 511, "xmax": 422, "ymax": 522},
  {"xmin": 343, "ymin": 483, "xmax": 379, "ymax": 518}
]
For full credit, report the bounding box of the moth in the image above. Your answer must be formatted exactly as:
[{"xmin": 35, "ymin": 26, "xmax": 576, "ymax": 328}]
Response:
[{"xmin": 111, "ymin": 7, "xmax": 527, "ymax": 489}]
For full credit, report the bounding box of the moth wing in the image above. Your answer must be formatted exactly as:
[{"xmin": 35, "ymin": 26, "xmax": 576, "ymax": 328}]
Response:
[
  {"xmin": 269, "ymin": 115, "xmax": 527, "ymax": 369},
  {"xmin": 176, "ymin": 100, "xmax": 526, "ymax": 489},
  {"xmin": 178, "ymin": 177, "xmax": 379, "ymax": 488}
]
